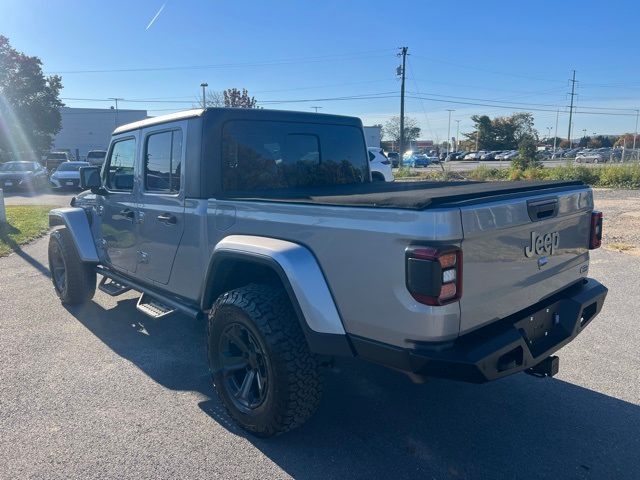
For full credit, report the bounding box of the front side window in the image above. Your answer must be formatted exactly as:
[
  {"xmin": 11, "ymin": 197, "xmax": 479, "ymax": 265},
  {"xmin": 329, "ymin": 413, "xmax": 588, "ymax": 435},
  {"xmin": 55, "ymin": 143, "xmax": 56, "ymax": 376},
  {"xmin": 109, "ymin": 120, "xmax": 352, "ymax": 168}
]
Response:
[
  {"xmin": 105, "ymin": 138, "xmax": 136, "ymax": 191},
  {"xmin": 222, "ymin": 121, "xmax": 367, "ymax": 191},
  {"xmin": 144, "ymin": 130, "xmax": 182, "ymax": 193}
]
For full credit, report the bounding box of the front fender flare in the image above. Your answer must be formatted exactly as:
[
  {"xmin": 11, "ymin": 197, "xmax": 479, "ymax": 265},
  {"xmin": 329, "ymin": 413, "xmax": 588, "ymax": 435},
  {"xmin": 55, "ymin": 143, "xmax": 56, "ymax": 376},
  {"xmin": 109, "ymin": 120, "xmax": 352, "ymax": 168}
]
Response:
[{"xmin": 49, "ymin": 207, "xmax": 99, "ymax": 262}]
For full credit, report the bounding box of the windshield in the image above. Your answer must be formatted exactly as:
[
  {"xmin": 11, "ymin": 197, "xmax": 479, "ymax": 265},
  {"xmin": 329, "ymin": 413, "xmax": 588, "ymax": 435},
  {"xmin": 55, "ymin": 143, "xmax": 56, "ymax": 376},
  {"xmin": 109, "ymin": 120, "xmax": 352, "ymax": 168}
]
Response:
[
  {"xmin": 0, "ymin": 162, "xmax": 36, "ymax": 172},
  {"xmin": 47, "ymin": 153, "xmax": 67, "ymax": 160},
  {"xmin": 56, "ymin": 162, "xmax": 88, "ymax": 172}
]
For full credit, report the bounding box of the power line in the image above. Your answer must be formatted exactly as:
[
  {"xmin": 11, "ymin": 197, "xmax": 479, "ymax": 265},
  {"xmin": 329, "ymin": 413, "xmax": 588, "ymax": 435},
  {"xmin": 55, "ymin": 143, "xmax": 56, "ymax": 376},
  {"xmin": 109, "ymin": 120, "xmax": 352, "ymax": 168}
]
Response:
[{"xmin": 45, "ymin": 49, "xmax": 394, "ymax": 74}]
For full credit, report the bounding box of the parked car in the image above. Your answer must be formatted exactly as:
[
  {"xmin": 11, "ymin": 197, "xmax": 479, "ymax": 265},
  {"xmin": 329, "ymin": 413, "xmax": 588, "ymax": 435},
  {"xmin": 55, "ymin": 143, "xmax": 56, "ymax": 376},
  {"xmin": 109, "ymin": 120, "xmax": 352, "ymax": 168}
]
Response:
[
  {"xmin": 86, "ymin": 150, "xmax": 107, "ymax": 166},
  {"xmin": 368, "ymin": 147, "xmax": 394, "ymax": 182},
  {"xmin": 463, "ymin": 151, "xmax": 478, "ymax": 160},
  {"xmin": 503, "ymin": 150, "xmax": 520, "ymax": 160},
  {"xmin": 387, "ymin": 151, "xmax": 400, "ymax": 168},
  {"xmin": 0, "ymin": 161, "xmax": 48, "ymax": 190},
  {"xmin": 44, "ymin": 151, "xmax": 72, "ymax": 172},
  {"xmin": 480, "ymin": 151, "xmax": 500, "ymax": 161},
  {"xmin": 575, "ymin": 153, "xmax": 605, "ymax": 164},
  {"xmin": 407, "ymin": 154, "xmax": 431, "ymax": 168},
  {"xmin": 49, "ymin": 107, "xmax": 607, "ymax": 437},
  {"xmin": 49, "ymin": 161, "xmax": 91, "ymax": 189}
]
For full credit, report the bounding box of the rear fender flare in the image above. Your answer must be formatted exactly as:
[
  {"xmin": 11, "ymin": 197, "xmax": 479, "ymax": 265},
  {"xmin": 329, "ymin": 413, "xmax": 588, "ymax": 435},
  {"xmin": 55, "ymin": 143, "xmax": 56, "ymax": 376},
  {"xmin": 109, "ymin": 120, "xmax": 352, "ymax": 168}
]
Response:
[
  {"xmin": 202, "ymin": 235, "xmax": 352, "ymax": 356},
  {"xmin": 48, "ymin": 207, "xmax": 99, "ymax": 262}
]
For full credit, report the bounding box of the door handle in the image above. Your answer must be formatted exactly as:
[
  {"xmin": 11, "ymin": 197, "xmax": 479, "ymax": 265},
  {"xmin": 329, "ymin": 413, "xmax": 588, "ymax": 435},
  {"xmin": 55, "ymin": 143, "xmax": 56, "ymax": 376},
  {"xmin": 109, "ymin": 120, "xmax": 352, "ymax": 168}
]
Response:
[
  {"xmin": 119, "ymin": 208, "xmax": 135, "ymax": 221},
  {"xmin": 157, "ymin": 212, "xmax": 177, "ymax": 225}
]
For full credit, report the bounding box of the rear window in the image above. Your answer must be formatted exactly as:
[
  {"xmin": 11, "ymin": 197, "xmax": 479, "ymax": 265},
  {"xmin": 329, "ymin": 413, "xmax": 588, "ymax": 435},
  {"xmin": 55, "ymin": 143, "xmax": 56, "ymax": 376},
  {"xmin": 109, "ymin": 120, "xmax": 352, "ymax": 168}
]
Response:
[
  {"xmin": 221, "ymin": 120, "xmax": 368, "ymax": 191},
  {"xmin": 47, "ymin": 153, "xmax": 66, "ymax": 160},
  {"xmin": 87, "ymin": 151, "xmax": 106, "ymax": 159}
]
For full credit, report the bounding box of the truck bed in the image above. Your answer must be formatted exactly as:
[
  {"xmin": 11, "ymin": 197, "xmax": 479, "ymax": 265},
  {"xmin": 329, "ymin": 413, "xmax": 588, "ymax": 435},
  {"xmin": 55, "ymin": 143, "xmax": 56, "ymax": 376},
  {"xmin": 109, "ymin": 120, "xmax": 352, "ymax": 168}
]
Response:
[{"xmin": 221, "ymin": 179, "xmax": 586, "ymax": 210}]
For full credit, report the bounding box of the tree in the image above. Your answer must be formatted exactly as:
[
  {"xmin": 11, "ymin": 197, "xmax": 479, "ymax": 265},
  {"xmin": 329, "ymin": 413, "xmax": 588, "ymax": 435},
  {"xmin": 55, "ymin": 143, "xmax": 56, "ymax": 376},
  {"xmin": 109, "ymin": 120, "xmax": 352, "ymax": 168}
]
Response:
[
  {"xmin": 0, "ymin": 35, "xmax": 63, "ymax": 159},
  {"xmin": 559, "ymin": 139, "xmax": 571, "ymax": 148},
  {"xmin": 512, "ymin": 135, "xmax": 540, "ymax": 170},
  {"xmin": 223, "ymin": 88, "xmax": 258, "ymax": 108},
  {"xmin": 464, "ymin": 112, "xmax": 537, "ymax": 150},
  {"xmin": 382, "ymin": 116, "xmax": 421, "ymax": 148}
]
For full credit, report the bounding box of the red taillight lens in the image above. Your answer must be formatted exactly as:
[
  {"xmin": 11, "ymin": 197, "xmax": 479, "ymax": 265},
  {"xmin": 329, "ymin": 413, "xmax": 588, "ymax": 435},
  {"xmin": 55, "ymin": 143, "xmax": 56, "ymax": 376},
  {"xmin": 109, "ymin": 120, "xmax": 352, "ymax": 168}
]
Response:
[
  {"xmin": 589, "ymin": 211, "xmax": 603, "ymax": 250},
  {"xmin": 406, "ymin": 246, "xmax": 463, "ymax": 306}
]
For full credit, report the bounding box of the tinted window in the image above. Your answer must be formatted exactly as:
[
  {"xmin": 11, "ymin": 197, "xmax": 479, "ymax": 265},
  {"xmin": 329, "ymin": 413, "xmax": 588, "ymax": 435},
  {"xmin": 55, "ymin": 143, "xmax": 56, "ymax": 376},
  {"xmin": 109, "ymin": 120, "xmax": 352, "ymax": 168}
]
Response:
[
  {"xmin": 105, "ymin": 138, "xmax": 136, "ymax": 191},
  {"xmin": 47, "ymin": 153, "xmax": 66, "ymax": 160},
  {"xmin": 222, "ymin": 121, "xmax": 367, "ymax": 191},
  {"xmin": 144, "ymin": 130, "xmax": 182, "ymax": 193}
]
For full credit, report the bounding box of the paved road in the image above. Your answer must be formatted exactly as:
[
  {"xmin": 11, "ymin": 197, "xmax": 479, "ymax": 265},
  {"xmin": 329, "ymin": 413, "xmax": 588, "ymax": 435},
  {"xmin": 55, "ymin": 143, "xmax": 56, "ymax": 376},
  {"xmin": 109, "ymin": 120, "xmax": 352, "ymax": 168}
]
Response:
[
  {"xmin": 1, "ymin": 238, "xmax": 638, "ymax": 479},
  {"xmin": 2, "ymin": 188, "xmax": 76, "ymax": 206}
]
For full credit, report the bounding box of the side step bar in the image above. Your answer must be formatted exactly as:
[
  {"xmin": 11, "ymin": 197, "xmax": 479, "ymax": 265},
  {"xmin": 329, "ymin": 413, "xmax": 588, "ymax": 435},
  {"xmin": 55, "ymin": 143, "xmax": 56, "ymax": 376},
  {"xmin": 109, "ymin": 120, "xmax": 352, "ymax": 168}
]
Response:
[
  {"xmin": 98, "ymin": 276, "xmax": 131, "ymax": 296},
  {"xmin": 137, "ymin": 293, "xmax": 176, "ymax": 319},
  {"xmin": 96, "ymin": 266, "xmax": 201, "ymax": 320}
]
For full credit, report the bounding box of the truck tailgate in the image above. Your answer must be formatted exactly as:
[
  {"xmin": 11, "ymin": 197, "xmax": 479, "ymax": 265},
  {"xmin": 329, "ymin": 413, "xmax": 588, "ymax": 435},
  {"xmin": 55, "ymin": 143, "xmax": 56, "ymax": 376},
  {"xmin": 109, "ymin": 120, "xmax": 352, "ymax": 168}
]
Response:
[{"xmin": 459, "ymin": 186, "xmax": 593, "ymax": 335}]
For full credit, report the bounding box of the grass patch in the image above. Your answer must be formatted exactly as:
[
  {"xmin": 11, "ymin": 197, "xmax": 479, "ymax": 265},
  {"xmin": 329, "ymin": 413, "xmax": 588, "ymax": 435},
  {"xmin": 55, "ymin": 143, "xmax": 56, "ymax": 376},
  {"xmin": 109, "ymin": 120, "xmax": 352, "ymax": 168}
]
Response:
[
  {"xmin": 401, "ymin": 162, "xmax": 640, "ymax": 188},
  {"xmin": 607, "ymin": 243, "xmax": 635, "ymax": 252},
  {"xmin": 0, "ymin": 205, "xmax": 51, "ymax": 257}
]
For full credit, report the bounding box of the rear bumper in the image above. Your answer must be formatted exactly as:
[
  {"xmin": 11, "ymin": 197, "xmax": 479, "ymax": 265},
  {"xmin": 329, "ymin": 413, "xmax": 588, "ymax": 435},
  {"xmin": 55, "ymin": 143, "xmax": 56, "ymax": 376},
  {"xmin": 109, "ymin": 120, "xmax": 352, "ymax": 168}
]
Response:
[{"xmin": 350, "ymin": 278, "xmax": 607, "ymax": 383}]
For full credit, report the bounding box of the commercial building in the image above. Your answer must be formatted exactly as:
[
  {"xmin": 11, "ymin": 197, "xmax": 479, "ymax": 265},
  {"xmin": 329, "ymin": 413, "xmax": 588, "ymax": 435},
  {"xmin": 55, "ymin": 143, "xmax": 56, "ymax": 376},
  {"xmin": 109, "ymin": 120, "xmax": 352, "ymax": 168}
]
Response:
[{"xmin": 52, "ymin": 107, "xmax": 148, "ymax": 160}]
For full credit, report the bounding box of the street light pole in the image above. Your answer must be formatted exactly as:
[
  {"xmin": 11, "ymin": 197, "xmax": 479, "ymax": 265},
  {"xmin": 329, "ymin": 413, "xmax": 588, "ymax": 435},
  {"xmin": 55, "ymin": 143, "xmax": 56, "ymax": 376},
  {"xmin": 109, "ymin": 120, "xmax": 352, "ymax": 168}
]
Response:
[
  {"xmin": 446, "ymin": 110, "xmax": 454, "ymax": 155},
  {"xmin": 108, "ymin": 97, "xmax": 123, "ymax": 127},
  {"xmin": 310, "ymin": 106, "xmax": 322, "ymax": 113},
  {"xmin": 553, "ymin": 109, "xmax": 559, "ymax": 154},
  {"xmin": 455, "ymin": 120, "xmax": 460, "ymax": 152},
  {"xmin": 200, "ymin": 82, "xmax": 208, "ymax": 108},
  {"xmin": 397, "ymin": 47, "xmax": 408, "ymax": 166},
  {"xmin": 633, "ymin": 109, "xmax": 639, "ymax": 160}
]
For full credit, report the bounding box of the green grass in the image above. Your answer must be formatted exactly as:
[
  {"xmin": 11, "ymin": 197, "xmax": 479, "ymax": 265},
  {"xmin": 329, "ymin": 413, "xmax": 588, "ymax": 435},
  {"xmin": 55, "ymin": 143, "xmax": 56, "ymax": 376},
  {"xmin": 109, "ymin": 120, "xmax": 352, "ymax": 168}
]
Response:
[
  {"xmin": 400, "ymin": 163, "xmax": 640, "ymax": 189},
  {"xmin": 0, "ymin": 205, "xmax": 51, "ymax": 257}
]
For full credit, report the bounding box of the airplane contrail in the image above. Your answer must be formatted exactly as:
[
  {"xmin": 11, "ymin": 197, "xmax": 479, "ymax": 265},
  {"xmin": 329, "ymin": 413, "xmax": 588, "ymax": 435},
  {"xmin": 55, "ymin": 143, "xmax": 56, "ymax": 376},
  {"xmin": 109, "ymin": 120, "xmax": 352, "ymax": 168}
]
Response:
[{"xmin": 146, "ymin": 3, "xmax": 166, "ymax": 30}]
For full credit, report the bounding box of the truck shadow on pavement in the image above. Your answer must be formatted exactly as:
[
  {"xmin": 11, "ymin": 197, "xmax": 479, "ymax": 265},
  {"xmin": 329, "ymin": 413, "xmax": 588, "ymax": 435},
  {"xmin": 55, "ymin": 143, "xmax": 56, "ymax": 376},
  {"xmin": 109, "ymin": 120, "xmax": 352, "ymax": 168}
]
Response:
[{"xmin": 66, "ymin": 297, "xmax": 640, "ymax": 480}]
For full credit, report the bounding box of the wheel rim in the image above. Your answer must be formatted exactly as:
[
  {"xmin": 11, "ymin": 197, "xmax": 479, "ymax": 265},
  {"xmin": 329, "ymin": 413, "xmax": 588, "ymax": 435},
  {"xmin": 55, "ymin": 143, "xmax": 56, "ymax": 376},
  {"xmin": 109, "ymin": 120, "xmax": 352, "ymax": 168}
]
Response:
[
  {"xmin": 218, "ymin": 323, "xmax": 269, "ymax": 412},
  {"xmin": 50, "ymin": 243, "xmax": 66, "ymax": 293}
]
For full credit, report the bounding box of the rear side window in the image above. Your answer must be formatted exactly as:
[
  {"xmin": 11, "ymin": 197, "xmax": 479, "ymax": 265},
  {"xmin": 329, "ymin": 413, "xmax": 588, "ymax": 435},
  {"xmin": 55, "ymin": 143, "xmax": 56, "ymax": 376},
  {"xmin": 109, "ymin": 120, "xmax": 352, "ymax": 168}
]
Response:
[
  {"xmin": 144, "ymin": 130, "xmax": 182, "ymax": 193},
  {"xmin": 105, "ymin": 138, "xmax": 136, "ymax": 191},
  {"xmin": 222, "ymin": 121, "xmax": 367, "ymax": 191}
]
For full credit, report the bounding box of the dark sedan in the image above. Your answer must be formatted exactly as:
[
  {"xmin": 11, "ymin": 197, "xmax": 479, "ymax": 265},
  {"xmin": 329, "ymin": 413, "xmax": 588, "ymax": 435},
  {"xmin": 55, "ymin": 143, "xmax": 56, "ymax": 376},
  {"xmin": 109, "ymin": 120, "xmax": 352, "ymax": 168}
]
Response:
[{"xmin": 0, "ymin": 161, "xmax": 49, "ymax": 190}]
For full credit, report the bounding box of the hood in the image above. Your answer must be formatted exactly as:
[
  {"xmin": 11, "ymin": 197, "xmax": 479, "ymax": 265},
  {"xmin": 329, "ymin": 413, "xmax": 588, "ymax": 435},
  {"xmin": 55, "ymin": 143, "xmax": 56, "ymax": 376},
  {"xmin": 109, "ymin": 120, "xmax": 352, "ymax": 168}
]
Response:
[
  {"xmin": 51, "ymin": 170, "xmax": 80, "ymax": 180},
  {"xmin": 0, "ymin": 171, "xmax": 32, "ymax": 179}
]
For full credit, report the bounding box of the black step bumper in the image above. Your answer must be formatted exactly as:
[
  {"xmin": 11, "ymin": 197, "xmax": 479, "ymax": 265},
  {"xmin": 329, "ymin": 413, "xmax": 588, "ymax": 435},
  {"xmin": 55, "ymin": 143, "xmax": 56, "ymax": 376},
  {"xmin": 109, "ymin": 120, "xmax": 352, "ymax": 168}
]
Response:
[{"xmin": 350, "ymin": 278, "xmax": 607, "ymax": 383}]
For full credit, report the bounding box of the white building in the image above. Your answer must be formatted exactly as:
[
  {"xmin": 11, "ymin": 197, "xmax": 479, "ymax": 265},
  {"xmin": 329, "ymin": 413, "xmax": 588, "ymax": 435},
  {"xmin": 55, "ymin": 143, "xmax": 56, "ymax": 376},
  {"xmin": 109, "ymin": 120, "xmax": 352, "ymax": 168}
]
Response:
[
  {"xmin": 363, "ymin": 125, "xmax": 382, "ymax": 148},
  {"xmin": 52, "ymin": 107, "xmax": 148, "ymax": 160}
]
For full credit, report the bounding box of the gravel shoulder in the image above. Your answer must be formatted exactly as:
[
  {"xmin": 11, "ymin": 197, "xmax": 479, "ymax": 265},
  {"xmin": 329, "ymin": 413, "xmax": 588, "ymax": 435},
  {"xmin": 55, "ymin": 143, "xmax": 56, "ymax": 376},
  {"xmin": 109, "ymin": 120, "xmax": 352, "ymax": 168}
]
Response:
[{"xmin": 594, "ymin": 189, "xmax": 640, "ymax": 255}]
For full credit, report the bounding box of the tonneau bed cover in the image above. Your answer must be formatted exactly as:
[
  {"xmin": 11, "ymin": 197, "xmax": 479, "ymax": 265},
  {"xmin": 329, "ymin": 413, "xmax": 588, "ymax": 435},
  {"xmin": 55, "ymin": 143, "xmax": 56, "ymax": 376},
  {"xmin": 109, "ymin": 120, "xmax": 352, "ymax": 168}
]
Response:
[{"xmin": 221, "ymin": 180, "xmax": 586, "ymax": 210}]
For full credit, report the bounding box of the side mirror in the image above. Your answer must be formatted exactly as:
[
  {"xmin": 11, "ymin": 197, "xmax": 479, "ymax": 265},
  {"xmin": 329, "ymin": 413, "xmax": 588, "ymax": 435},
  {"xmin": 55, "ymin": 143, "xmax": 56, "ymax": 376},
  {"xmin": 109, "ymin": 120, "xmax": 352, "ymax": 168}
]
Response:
[{"xmin": 79, "ymin": 166, "xmax": 102, "ymax": 192}]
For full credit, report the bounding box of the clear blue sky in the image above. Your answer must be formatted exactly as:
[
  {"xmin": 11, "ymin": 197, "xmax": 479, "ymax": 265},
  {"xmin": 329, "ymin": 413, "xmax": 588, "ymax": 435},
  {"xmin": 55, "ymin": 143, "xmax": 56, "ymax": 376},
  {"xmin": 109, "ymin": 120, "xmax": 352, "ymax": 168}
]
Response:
[{"xmin": 2, "ymin": 0, "xmax": 639, "ymax": 142}]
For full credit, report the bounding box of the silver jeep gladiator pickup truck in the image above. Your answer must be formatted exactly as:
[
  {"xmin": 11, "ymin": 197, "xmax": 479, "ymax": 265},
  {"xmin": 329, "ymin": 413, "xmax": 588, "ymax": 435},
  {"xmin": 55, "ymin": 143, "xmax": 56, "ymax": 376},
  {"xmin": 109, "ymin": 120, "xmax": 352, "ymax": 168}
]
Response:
[{"xmin": 48, "ymin": 108, "xmax": 607, "ymax": 437}]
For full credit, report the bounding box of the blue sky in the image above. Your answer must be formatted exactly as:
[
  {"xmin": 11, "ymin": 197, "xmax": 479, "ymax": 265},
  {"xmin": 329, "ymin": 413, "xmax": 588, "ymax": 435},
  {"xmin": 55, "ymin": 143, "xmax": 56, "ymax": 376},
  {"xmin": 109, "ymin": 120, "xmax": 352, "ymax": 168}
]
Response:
[{"xmin": 2, "ymin": 0, "xmax": 639, "ymax": 142}]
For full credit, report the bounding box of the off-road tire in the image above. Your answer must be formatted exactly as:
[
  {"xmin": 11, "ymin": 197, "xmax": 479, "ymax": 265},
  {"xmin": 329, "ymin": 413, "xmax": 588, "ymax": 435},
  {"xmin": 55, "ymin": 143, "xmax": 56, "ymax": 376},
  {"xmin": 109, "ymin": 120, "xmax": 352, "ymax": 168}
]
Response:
[
  {"xmin": 207, "ymin": 283, "xmax": 323, "ymax": 437},
  {"xmin": 48, "ymin": 228, "xmax": 96, "ymax": 304}
]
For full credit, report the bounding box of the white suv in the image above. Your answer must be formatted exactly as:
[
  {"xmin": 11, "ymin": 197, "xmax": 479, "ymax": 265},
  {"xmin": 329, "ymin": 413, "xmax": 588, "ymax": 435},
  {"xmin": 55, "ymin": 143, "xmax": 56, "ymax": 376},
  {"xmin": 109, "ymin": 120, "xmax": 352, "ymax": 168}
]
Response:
[{"xmin": 368, "ymin": 147, "xmax": 394, "ymax": 182}]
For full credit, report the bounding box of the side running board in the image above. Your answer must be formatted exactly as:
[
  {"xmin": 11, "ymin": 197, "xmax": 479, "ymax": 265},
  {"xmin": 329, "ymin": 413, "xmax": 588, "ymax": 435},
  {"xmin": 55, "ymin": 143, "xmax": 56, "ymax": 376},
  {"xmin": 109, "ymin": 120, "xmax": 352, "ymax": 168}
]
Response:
[
  {"xmin": 98, "ymin": 276, "xmax": 131, "ymax": 296},
  {"xmin": 95, "ymin": 266, "xmax": 201, "ymax": 320},
  {"xmin": 136, "ymin": 293, "xmax": 176, "ymax": 319}
]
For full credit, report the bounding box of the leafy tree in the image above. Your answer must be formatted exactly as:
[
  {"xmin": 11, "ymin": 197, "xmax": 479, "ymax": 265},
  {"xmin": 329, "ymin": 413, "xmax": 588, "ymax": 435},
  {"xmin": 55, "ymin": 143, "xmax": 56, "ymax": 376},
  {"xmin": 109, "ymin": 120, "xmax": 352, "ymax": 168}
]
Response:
[
  {"xmin": 614, "ymin": 133, "xmax": 637, "ymax": 148},
  {"xmin": 464, "ymin": 112, "xmax": 537, "ymax": 150},
  {"xmin": 382, "ymin": 116, "xmax": 421, "ymax": 149},
  {"xmin": 578, "ymin": 136, "xmax": 591, "ymax": 148},
  {"xmin": 512, "ymin": 135, "xmax": 540, "ymax": 170},
  {"xmin": 223, "ymin": 88, "xmax": 258, "ymax": 108},
  {"xmin": 0, "ymin": 35, "xmax": 63, "ymax": 159},
  {"xmin": 559, "ymin": 139, "xmax": 571, "ymax": 148}
]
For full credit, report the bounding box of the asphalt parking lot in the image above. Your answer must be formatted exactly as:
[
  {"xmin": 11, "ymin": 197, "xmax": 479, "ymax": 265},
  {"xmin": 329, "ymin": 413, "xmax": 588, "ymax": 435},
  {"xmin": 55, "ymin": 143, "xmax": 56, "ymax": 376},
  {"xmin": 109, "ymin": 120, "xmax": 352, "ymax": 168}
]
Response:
[{"xmin": 1, "ymin": 232, "xmax": 639, "ymax": 478}]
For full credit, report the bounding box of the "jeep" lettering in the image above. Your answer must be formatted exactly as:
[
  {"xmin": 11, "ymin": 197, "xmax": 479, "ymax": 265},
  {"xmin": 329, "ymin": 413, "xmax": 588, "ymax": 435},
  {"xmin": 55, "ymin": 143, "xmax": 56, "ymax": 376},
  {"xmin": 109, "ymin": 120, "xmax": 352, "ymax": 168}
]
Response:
[{"xmin": 525, "ymin": 231, "xmax": 559, "ymax": 257}]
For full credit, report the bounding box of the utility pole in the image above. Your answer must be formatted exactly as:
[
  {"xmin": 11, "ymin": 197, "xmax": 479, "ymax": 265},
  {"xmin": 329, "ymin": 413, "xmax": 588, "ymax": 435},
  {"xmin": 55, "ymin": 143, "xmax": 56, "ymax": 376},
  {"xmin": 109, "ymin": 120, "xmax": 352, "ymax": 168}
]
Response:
[
  {"xmin": 397, "ymin": 47, "xmax": 408, "ymax": 166},
  {"xmin": 200, "ymin": 83, "xmax": 208, "ymax": 109},
  {"xmin": 310, "ymin": 106, "xmax": 322, "ymax": 113},
  {"xmin": 553, "ymin": 109, "xmax": 559, "ymax": 154},
  {"xmin": 455, "ymin": 120, "xmax": 460, "ymax": 152},
  {"xmin": 108, "ymin": 97, "xmax": 123, "ymax": 127},
  {"xmin": 567, "ymin": 70, "xmax": 577, "ymax": 148},
  {"xmin": 475, "ymin": 129, "xmax": 479, "ymax": 151},
  {"xmin": 546, "ymin": 127, "xmax": 551, "ymax": 140},
  {"xmin": 446, "ymin": 109, "xmax": 454, "ymax": 154}
]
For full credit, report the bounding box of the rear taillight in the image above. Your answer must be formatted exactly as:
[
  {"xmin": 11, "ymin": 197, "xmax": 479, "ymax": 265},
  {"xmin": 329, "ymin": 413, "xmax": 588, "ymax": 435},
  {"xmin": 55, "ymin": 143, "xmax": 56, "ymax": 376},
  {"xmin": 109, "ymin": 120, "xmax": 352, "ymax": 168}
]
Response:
[
  {"xmin": 589, "ymin": 211, "xmax": 603, "ymax": 249},
  {"xmin": 406, "ymin": 246, "xmax": 463, "ymax": 306}
]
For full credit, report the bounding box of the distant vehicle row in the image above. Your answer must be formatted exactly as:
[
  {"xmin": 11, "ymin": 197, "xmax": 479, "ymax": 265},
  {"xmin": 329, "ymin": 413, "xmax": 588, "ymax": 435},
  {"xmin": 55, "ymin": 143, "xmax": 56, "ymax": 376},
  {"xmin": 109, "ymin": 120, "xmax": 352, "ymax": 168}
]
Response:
[{"xmin": 0, "ymin": 160, "xmax": 90, "ymax": 191}]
